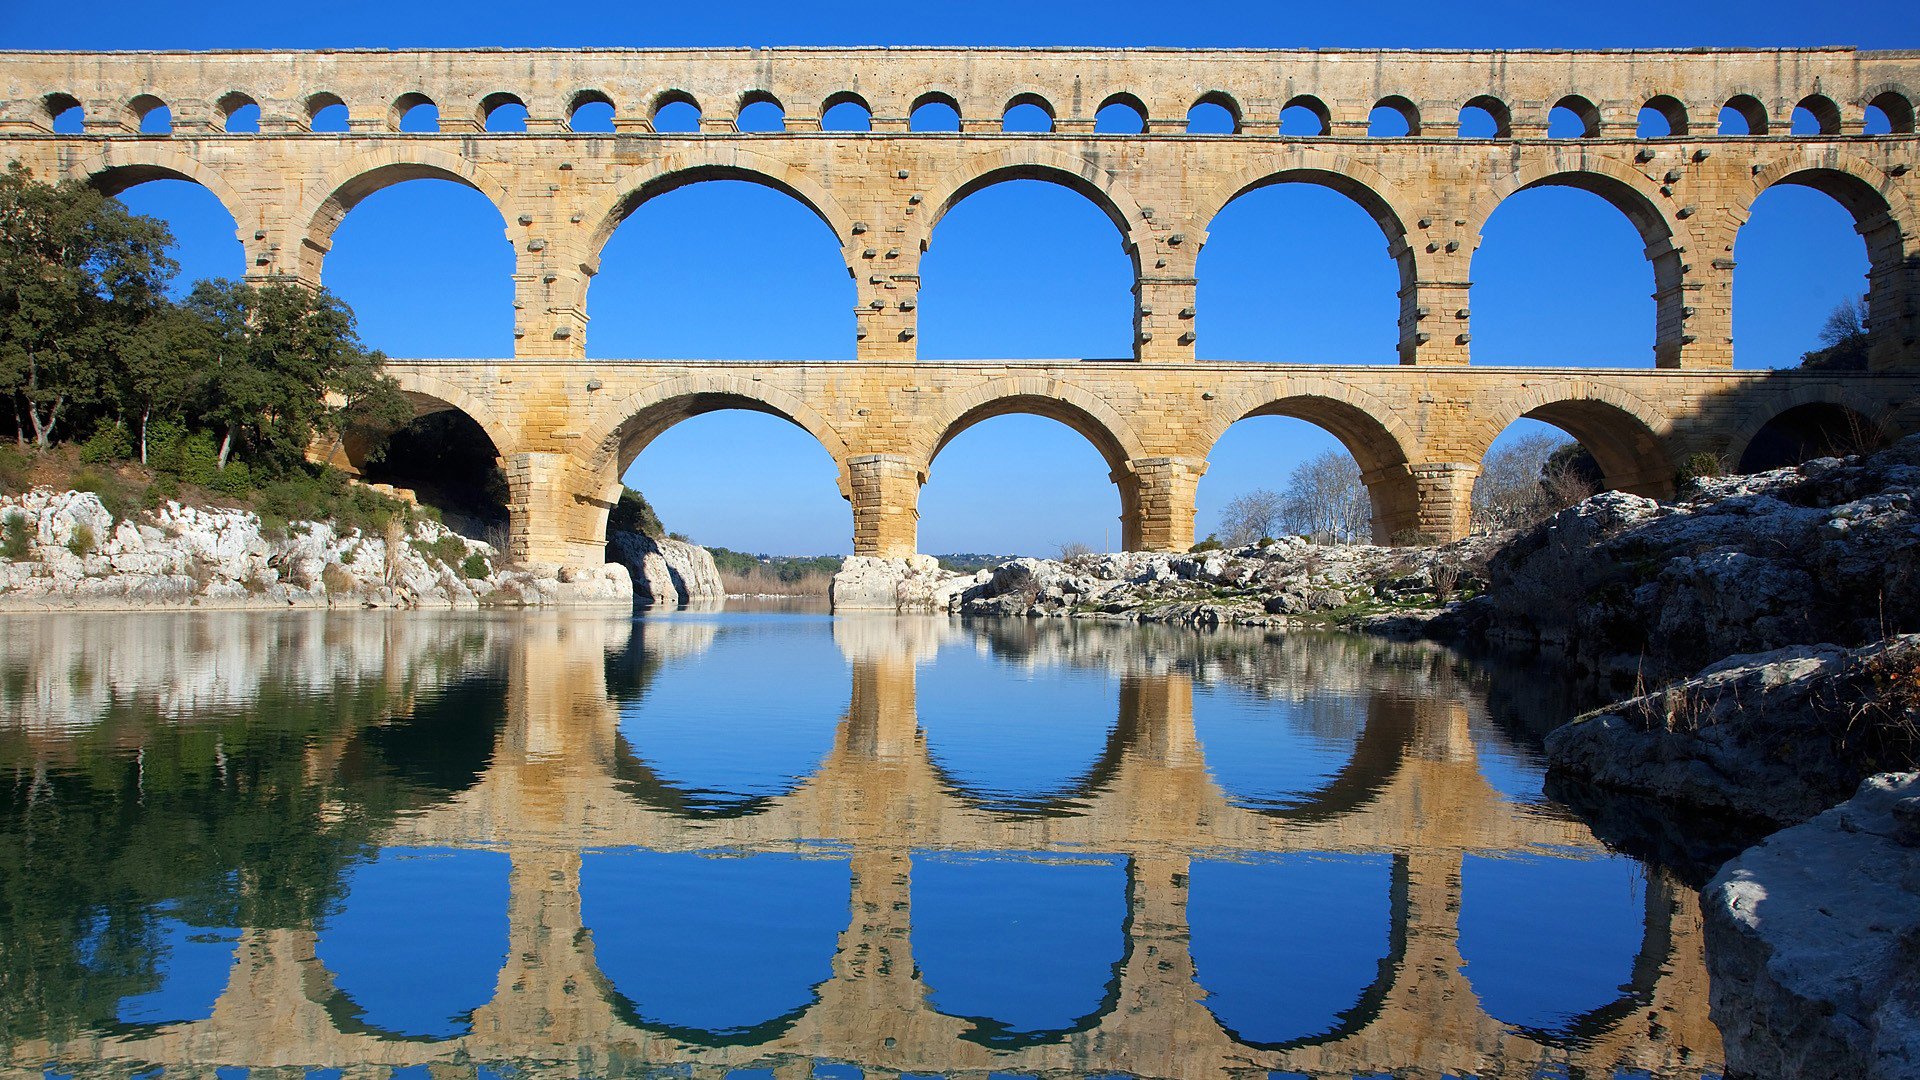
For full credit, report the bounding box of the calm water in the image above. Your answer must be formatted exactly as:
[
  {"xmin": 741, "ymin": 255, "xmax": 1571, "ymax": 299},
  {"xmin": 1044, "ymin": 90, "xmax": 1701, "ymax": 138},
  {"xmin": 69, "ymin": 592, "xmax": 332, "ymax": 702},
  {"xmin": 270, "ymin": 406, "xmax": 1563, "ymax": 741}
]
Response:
[{"xmin": 0, "ymin": 611, "xmax": 1726, "ymax": 1079}]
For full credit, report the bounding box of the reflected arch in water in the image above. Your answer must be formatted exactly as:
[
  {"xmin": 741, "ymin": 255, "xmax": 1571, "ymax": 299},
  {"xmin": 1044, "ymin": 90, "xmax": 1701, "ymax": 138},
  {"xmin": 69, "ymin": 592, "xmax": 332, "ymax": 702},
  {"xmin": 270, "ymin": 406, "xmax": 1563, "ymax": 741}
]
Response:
[
  {"xmin": 1191, "ymin": 682, "xmax": 1415, "ymax": 822},
  {"xmin": 911, "ymin": 851, "xmax": 1130, "ymax": 1047},
  {"xmin": 581, "ymin": 848, "xmax": 849, "ymax": 1044},
  {"xmin": 313, "ymin": 847, "xmax": 511, "ymax": 1040},
  {"xmin": 1188, "ymin": 853, "xmax": 1402, "ymax": 1049},
  {"xmin": 342, "ymin": 674, "xmax": 510, "ymax": 798},
  {"xmin": 110, "ymin": 913, "xmax": 242, "ymax": 1027}
]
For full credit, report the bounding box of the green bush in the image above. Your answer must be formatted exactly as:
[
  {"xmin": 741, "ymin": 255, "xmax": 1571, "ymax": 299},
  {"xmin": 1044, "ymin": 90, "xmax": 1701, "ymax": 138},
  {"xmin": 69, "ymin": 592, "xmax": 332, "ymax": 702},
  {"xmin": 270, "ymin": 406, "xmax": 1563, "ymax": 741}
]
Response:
[
  {"xmin": 2, "ymin": 514, "xmax": 31, "ymax": 560},
  {"xmin": 66, "ymin": 523, "xmax": 95, "ymax": 557},
  {"xmin": 460, "ymin": 552, "xmax": 490, "ymax": 580},
  {"xmin": 1678, "ymin": 451, "xmax": 1730, "ymax": 486},
  {"xmin": 70, "ymin": 467, "xmax": 136, "ymax": 522},
  {"xmin": 0, "ymin": 445, "xmax": 29, "ymax": 495},
  {"xmin": 1189, "ymin": 535, "xmax": 1224, "ymax": 553},
  {"xmin": 78, "ymin": 424, "xmax": 132, "ymax": 465},
  {"xmin": 207, "ymin": 459, "xmax": 253, "ymax": 496},
  {"xmin": 410, "ymin": 534, "xmax": 467, "ymax": 568}
]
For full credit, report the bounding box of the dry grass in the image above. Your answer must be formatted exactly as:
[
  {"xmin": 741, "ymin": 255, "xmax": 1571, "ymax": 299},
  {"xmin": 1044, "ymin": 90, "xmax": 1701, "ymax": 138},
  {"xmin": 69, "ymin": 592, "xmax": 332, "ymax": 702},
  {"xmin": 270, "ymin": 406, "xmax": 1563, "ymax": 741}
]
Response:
[{"xmin": 720, "ymin": 566, "xmax": 831, "ymax": 597}]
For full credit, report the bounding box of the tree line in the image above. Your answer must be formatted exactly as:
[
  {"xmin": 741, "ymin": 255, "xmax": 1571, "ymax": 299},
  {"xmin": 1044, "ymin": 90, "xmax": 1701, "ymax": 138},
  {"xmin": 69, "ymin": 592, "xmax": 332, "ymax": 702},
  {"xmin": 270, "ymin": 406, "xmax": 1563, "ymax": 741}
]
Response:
[{"xmin": 0, "ymin": 163, "xmax": 406, "ymax": 491}]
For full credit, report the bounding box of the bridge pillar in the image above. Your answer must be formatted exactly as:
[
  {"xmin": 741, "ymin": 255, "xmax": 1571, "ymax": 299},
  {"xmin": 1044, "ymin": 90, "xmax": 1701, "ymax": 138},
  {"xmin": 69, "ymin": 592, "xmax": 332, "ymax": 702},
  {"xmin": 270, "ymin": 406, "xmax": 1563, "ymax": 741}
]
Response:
[
  {"xmin": 1136, "ymin": 275, "xmax": 1199, "ymax": 361},
  {"xmin": 1386, "ymin": 462, "xmax": 1477, "ymax": 543},
  {"xmin": 513, "ymin": 239, "xmax": 592, "ymax": 358},
  {"xmin": 1868, "ymin": 253, "xmax": 1920, "ymax": 371},
  {"xmin": 504, "ymin": 451, "xmax": 607, "ymax": 566},
  {"xmin": 848, "ymin": 453, "xmax": 924, "ymax": 557},
  {"xmin": 1118, "ymin": 456, "xmax": 1204, "ymax": 552},
  {"xmin": 1400, "ymin": 274, "xmax": 1474, "ymax": 365}
]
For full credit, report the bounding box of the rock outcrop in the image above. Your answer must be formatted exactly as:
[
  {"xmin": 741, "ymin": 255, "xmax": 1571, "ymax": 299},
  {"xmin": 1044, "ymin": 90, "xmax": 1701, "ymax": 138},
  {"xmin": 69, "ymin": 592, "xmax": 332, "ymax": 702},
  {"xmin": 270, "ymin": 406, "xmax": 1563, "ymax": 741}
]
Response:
[
  {"xmin": 0, "ymin": 488, "xmax": 631, "ymax": 610},
  {"xmin": 1482, "ymin": 436, "xmax": 1920, "ymax": 678},
  {"xmin": 1704, "ymin": 772, "xmax": 1920, "ymax": 1080},
  {"xmin": 1545, "ymin": 636, "xmax": 1920, "ymax": 827},
  {"xmin": 608, "ymin": 531, "xmax": 724, "ymax": 608},
  {"xmin": 830, "ymin": 554, "xmax": 973, "ymax": 612}
]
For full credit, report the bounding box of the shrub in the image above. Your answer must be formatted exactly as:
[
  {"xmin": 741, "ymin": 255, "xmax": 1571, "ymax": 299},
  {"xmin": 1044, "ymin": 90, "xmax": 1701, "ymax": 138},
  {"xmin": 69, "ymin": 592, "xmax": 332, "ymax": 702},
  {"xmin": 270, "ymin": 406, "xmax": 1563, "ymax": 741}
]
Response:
[
  {"xmin": 459, "ymin": 552, "xmax": 491, "ymax": 580},
  {"xmin": 320, "ymin": 563, "xmax": 357, "ymax": 596},
  {"xmin": 70, "ymin": 467, "xmax": 136, "ymax": 522},
  {"xmin": 1389, "ymin": 528, "xmax": 1439, "ymax": 548},
  {"xmin": 410, "ymin": 534, "xmax": 467, "ymax": 568},
  {"xmin": 1678, "ymin": 451, "xmax": 1730, "ymax": 486},
  {"xmin": 2, "ymin": 514, "xmax": 32, "ymax": 560},
  {"xmin": 66, "ymin": 523, "xmax": 95, "ymax": 558},
  {"xmin": 1189, "ymin": 535, "xmax": 1224, "ymax": 553},
  {"xmin": 0, "ymin": 445, "xmax": 29, "ymax": 495},
  {"xmin": 79, "ymin": 424, "xmax": 132, "ymax": 465}
]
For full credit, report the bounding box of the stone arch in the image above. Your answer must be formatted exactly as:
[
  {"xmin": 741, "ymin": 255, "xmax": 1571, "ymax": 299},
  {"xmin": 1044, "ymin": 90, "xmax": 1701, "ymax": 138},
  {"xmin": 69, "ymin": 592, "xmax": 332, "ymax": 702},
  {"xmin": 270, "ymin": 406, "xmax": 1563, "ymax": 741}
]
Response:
[
  {"xmin": 914, "ymin": 375, "xmax": 1148, "ymax": 478},
  {"xmin": 1863, "ymin": 86, "xmax": 1916, "ymax": 133},
  {"xmin": 71, "ymin": 146, "xmax": 250, "ymax": 239},
  {"xmin": 1725, "ymin": 382, "xmax": 1897, "ymax": 471},
  {"xmin": 294, "ymin": 147, "xmax": 516, "ymax": 283},
  {"xmin": 918, "ymin": 147, "xmax": 1149, "ymax": 263},
  {"xmin": 1189, "ymin": 90, "xmax": 1243, "ymax": 133},
  {"xmin": 1640, "ymin": 94, "xmax": 1690, "ymax": 136},
  {"xmin": 1460, "ymin": 94, "xmax": 1512, "ymax": 138},
  {"xmin": 1201, "ymin": 381, "xmax": 1421, "ymax": 542},
  {"xmin": 1794, "ymin": 93, "xmax": 1843, "ymax": 135},
  {"xmin": 582, "ymin": 374, "xmax": 853, "ymax": 494},
  {"xmin": 1371, "ymin": 94, "xmax": 1421, "ymax": 136},
  {"xmin": 583, "ymin": 147, "xmax": 857, "ymax": 270},
  {"xmin": 1002, "ymin": 91, "xmax": 1057, "ymax": 127},
  {"xmin": 321, "ymin": 370, "xmax": 518, "ymax": 486},
  {"xmin": 1471, "ymin": 383, "xmax": 1676, "ymax": 496},
  {"xmin": 1720, "ymin": 92, "xmax": 1771, "ymax": 135}
]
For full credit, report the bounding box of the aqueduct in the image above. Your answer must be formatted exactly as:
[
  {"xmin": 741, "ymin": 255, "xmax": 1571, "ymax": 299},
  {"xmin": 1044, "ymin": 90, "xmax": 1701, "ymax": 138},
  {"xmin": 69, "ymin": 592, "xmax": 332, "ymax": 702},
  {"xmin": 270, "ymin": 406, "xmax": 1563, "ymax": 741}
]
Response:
[{"xmin": 3, "ymin": 47, "xmax": 1919, "ymax": 561}]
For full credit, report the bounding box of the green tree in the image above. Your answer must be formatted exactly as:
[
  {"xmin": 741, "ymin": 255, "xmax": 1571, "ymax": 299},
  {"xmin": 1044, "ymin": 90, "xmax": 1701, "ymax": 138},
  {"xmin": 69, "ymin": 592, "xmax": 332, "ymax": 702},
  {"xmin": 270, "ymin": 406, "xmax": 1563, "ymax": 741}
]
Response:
[
  {"xmin": 183, "ymin": 279, "xmax": 408, "ymax": 472},
  {"xmin": 0, "ymin": 163, "xmax": 176, "ymax": 447},
  {"xmin": 114, "ymin": 303, "xmax": 211, "ymax": 464}
]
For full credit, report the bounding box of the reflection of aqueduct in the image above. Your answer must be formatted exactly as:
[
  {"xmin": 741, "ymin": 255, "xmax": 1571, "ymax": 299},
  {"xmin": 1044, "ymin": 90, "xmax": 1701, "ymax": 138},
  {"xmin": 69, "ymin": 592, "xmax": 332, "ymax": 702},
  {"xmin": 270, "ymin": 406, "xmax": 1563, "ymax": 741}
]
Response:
[
  {"xmin": 5, "ymin": 49, "xmax": 1918, "ymax": 557},
  {"xmin": 9, "ymin": 615, "xmax": 1722, "ymax": 1078}
]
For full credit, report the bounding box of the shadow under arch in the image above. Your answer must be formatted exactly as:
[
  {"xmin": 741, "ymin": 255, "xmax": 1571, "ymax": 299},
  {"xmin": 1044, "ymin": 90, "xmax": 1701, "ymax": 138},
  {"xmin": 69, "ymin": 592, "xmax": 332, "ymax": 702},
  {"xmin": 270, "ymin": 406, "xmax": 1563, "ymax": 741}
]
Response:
[
  {"xmin": 1476, "ymin": 386, "xmax": 1677, "ymax": 497},
  {"xmin": 1733, "ymin": 399, "xmax": 1892, "ymax": 473},
  {"xmin": 294, "ymin": 150, "xmax": 516, "ymax": 284},
  {"xmin": 583, "ymin": 151, "xmax": 858, "ymax": 268},
  {"xmin": 1196, "ymin": 853, "xmax": 1411, "ymax": 1052},
  {"xmin": 1202, "ymin": 389, "xmax": 1421, "ymax": 542}
]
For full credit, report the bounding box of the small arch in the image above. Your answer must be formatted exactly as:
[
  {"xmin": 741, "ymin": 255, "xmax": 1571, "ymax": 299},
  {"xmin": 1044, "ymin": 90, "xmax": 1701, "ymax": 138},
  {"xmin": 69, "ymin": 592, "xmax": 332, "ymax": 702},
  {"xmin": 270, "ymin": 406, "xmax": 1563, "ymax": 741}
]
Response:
[
  {"xmin": 820, "ymin": 91, "xmax": 872, "ymax": 132},
  {"xmin": 305, "ymin": 92, "xmax": 349, "ymax": 132},
  {"xmin": 1202, "ymin": 389, "xmax": 1420, "ymax": 542},
  {"xmin": 1280, "ymin": 95, "xmax": 1329, "ymax": 136},
  {"xmin": 1187, "ymin": 92, "xmax": 1240, "ymax": 134},
  {"xmin": 1094, "ymin": 93, "xmax": 1146, "ymax": 134},
  {"xmin": 1459, "ymin": 95, "xmax": 1511, "ymax": 138},
  {"xmin": 1638, "ymin": 95, "xmax": 1688, "ymax": 137},
  {"xmin": 1002, "ymin": 93, "xmax": 1055, "ymax": 134},
  {"xmin": 1793, "ymin": 93, "xmax": 1843, "ymax": 136},
  {"xmin": 1735, "ymin": 401, "xmax": 1890, "ymax": 472},
  {"xmin": 650, "ymin": 89, "xmax": 701, "ymax": 133},
  {"xmin": 735, "ymin": 91, "xmax": 786, "ymax": 133},
  {"xmin": 1477, "ymin": 388, "xmax": 1676, "ymax": 498},
  {"xmin": 584, "ymin": 377, "xmax": 851, "ymax": 493},
  {"xmin": 1368, "ymin": 95, "xmax": 1420, "ymax": 137},
  {"xmin": 1549, "ymin": 95, "xmax": 1601, "ymax": 138},
  {"xmin": 1866, "ymin": 91, "xmax": 1915, "ymax": 134},
  {"xmin": 130, "ymin": 94, "xmax": 170, "ymax": 135},
  {"xmin": 391, "ymin": 92, "xmax": 438, "ymax": 133},
  {"xmin": 910, "ymin": 92, "xmax": 962, "ymax": 132},
  {"xmin": 917, "ymin": 378, "xmax": 1147, "ymax": 479},
  {"xmin": 1720, "ymin": 94, "xmax": 1769, "ymax": 136},
  {"xmin": 479, "ymin": 92, "xmax": 528, "ymax": 132},
  {"xmin": 45, "ymin": 93, "xmax": 83, "ymax": 133},
  {"xmin": 568, "ymin": 89, "xmax": 616, "ymax": 132},
  {"xmin": 217, "ymin": 91, "xmax": 259, "ymax": 133}
]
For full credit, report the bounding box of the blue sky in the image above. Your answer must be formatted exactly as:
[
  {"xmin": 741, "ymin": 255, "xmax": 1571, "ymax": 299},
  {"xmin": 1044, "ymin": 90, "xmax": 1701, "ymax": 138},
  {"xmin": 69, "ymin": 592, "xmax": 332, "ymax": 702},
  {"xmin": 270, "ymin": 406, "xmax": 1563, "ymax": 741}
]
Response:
[{"xmin": 9, "ymin": 1, "xmax": 1904, "ymax": 555}]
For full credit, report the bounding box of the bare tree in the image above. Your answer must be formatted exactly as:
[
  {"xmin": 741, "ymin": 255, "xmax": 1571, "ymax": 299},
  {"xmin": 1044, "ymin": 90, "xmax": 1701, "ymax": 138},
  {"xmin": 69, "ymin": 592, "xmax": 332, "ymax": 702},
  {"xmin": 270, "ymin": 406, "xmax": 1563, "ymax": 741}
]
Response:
[
  {"xmin": 1472, "ymin": 431, "xmax": 1600, "ymax": 532},
  {"xmin": 1818, "ymin": 296, "xmax": 1868, "ymax": 348},
  {"xmin": 1217, "ymin": 488, "xmax": 1285, "ymax": 546},
  {"xmin": 1056, "ymin": 540, "xmax": 1094, "ymax": 560},
  {"xmin": 1278, "ymin": 451, "xmax": 1370, "ymax": 544}
]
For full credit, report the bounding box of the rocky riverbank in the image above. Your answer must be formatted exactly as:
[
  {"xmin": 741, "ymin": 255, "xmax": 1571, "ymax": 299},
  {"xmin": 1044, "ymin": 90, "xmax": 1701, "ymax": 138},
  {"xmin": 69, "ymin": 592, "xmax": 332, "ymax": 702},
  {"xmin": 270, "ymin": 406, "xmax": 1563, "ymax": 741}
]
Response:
[
  {"xmin": 609, "ymin": 530, "xmax": 725, "ymax": 608},
  {"xmin": 0, "ymin": 488, "xmax": 631, "ymax": 610}
]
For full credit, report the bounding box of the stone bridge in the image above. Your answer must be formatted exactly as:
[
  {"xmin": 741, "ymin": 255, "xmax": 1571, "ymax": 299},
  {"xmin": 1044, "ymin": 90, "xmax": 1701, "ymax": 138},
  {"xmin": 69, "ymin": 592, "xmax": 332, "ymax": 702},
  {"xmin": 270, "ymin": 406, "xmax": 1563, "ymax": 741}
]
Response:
[
  {"xmin": 3, "ymin": 615, "xmax": 1723, "ymax": 1079},
  {"xmin": 3, "ymin": 48, "xmax": 1918, "ymax": 560}
]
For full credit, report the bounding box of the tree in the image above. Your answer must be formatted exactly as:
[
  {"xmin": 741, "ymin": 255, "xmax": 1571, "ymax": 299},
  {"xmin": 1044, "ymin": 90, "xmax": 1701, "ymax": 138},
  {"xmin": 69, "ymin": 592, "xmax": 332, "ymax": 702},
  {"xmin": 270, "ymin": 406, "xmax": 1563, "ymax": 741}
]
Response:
[
  {"xmin": 1217, "ymin": 488, "xmax": 1285, "ymax": 546},
  {"xmin": 1471, "ymin": 432, "xmax": 1601, "ymax": 532},
  {"xmin": 0, "ymin": 162, "xmax": 176, "ymax": 447},
  {"xmin": 184, "ymin": 280, "xmax": 408, "ymax": 472},
  {"xmin": 1278, "ymin": 451, "xmax": 1370, "ymax": 544},
  {"xmin": 114, "ymin": 303, "xmax": 210, "ymax": 464},
  {"xmin": 1800, "ymin": 297, "xmax": 1870, "ymax": 371}
]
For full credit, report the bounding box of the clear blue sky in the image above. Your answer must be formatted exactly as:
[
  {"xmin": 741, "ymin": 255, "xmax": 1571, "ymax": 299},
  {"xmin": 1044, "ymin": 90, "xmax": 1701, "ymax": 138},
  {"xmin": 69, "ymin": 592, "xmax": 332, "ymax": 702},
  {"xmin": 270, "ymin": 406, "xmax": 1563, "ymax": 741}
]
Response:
[{"xmin": 8, "ymin": 1, "xmax": 1903, "ymax": 555}]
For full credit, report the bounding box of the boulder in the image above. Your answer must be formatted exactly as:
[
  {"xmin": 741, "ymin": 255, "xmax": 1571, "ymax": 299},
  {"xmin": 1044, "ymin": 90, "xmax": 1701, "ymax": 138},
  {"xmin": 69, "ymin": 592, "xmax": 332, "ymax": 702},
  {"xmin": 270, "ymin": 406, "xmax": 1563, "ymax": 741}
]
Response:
[
  {"xmin": 609, "ymin": 531, "xmax": 724, "ymax": 607},
  {"xmin": 831, "ymin": 554, "xmax": 969, "ymax": 612}
]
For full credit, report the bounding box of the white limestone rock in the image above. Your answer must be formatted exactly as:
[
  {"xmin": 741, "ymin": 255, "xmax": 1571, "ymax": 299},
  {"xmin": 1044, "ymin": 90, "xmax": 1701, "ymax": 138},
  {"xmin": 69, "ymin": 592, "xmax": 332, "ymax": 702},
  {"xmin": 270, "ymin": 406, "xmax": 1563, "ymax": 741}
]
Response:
[{"xmin": 831, "ymin": 554, "xmax": 970, "ymax": 612}]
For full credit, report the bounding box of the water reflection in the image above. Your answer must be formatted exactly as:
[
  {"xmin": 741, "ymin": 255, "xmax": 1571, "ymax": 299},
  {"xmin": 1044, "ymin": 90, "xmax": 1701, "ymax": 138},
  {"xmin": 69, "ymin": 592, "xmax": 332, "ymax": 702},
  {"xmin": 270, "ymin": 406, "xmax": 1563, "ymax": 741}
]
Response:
[{"xmin": 0, "ymin": 611, "xmax": 1723, "ymax": 1078}]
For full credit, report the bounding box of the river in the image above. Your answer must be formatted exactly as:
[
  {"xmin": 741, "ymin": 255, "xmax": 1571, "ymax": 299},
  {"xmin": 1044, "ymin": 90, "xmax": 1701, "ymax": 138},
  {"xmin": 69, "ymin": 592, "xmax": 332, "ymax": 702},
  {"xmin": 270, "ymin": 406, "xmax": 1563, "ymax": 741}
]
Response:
[{"xmin": 0, "ymin": 610, "xmax": 1726, "ymax": 1078}]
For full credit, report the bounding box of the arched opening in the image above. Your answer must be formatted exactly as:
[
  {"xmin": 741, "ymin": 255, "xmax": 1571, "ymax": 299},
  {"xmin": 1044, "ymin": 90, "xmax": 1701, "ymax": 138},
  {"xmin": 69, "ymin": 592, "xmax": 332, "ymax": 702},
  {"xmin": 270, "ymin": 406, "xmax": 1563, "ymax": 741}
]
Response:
[
  {"xmin": 314, "ymin": 847, "xmax": 510, "ymax": 1040},
  {"xmin": 589, "ymin": 177, "xmax": 854, "ymax": 359},
  {"xmin": 102, "ymin": 174, "xmax": 243, "ymax": 297},
  {"xmin": 1094, "ymin": 93, "xmax": 1146, "ymax": 133},
  {"xmin": 568, "ymin": 89, "xmax": 616, "ymax": 132},
  {"xmin": 130, "ymin": 94, "xmax": 170, "ymax": 134},
  {"xmin": 914, "ymin": 853, "xmax": 1128, "ymax": 1047},
  {"xmin": 1470, "ymin": 406, "xmax": 1672, "ymax": 531},
  {"xmin": 1196, "ymin": 177, "xmax": 1403, "ymax": 363},
  {"xmin": 1738, "ymin": 402, "xmax": 1889, "ymax": 472},
  {"xmin": 1002, "ymin": 94, "xmax": 1054, "ymax": 133},
  {"xmin": 735, "ymin": 91, "xmax": 785, "ymax": 132},
  {"xmin": 217, "ymin": 91, "xmax": 259, "ymax": 133},
  {"xmin": 1866, "ymin": 91, "xmax": 1915, "ymax": 134},
  {"xmin": 480, "ymin": 92, "xmax": 527, "ymax": 132},
  {"xmin": 583, "ymin": 849, "xmax": 848, "ymax": 1041},
  {"xmin": 1460, "ymin": 852, "xmax": 1651, "ymax": 1039},
  {"xmin": 1792, "ymin": 94, "xmax": 1843, "ymax": 135},
  {"xmin": 1471, "ymin": 183, "xmax": 1661, "ymax": 365},
  {"xmin": 1280, "ymin": 95, "xmax": 1330, "ymax": 136},
  {"xmin": 919, "ymin": 176, "xmax": 1134, "ymax": 360},
  {"xmin": 1187, "ymin": 93, "xmax": 1239, "ymax": 134},
  {"xmin": 1459, "ymin": 95, "xmax": 1511, "ymax": 138},
  {"xmin": 46, "ymin": 93, "xmax": 83, "ymax": 133},
  {"xmin": 1733, "ymin": 182, "xmax": 1876, "ymax": 369},
  {"xmin": 306, "ymin": 92, "xmax": 349, "ymax": 132},
  {"xmin": 1368, "ymin": 95, "xmax": 1419, "ymax": 137},
  {"xmin": 1193, "ymin": 678, "xmax": 1407, "ymax": 813},
  {"xmin": 1638, "ymin": 95, "xmax": 1688, "ymax": 137},
  {"xmin": 113, "ymin": 916, "xmax": 241, "ymax": 1026},
  {"xmin": 392, "ymin": 93, "xmax": 438, "ymax": 132},
  {"xmin": 357, "ymin": 405, "xmax": 509, "ymax": 540},
  {"xmin": 1548, "ymin": 95, "xmax": 1600, "ymax": 138},
  {"xmin": 910, "ymin": 92, "xmax": 962, "ymax": 132},
  {"xmin": 1720, "ymin": 94, "xmax": 1769, "ymax": 135},
  {"xmin": 323, "ymin": 175, "xmax": 513, "ymax": 356},
  {"xmin": 920, "ymin": 409, "xmax": 1125, "ymax": 556},
  {"xmin": 1200, "ymin": 410, "xmax": 1411, "ymax": 546},
  {"xmin": 1190, "ymin": 854, "xmax": 1397, "ymax": 1048},
  {"xmin": 650, "ymin": 91, "xmax": 701, "ymax": 133},
  {"xmin": 821, "ymin": 91, "xmax": 872, "ymax": 132}
]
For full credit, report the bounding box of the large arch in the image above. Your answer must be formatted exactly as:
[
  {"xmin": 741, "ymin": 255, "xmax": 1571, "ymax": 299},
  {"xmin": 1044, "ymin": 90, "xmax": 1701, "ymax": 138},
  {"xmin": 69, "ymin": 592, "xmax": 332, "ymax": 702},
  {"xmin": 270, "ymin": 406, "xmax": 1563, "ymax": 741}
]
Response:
[
  {"xmin": 1726, "ymin": 384, "xmax": 1895, "ymax": 472},
  {"xmin": 582, "ymin": 147, "xmax": 858, "ymax": 266},
  {"xmin": 1471, "ymin": 383, "xmax": 1676, "ymax": 496},
  {"xmin": 72, "ymin": 146, "xmax": 251, "ymax": 250},
  {"xmin": 914, "ymin": 376, "xmax": 1147, "ymax": 474},
  {"xmin": 294, "ymin": 148, "xmax": 516, "ymax": 283},
  {"xmin": 917, "ymin": 148, "xmax": 1149, "ymax": 264}
]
